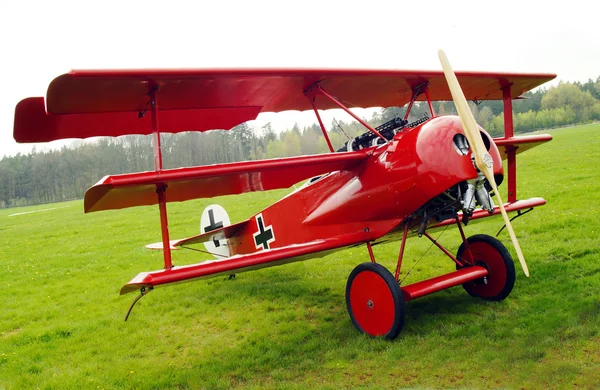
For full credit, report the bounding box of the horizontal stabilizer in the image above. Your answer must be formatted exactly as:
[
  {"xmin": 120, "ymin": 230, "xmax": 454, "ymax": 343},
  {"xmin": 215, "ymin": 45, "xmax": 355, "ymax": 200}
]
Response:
[
  {"xmin": 146, "ymin": 219, "xmax": 250, "ymax": 250},
  {"xmin": 146, "ymin": 241, "xmax": 179, "ymax": 250},
  {"xmin": 84, "ymin": 151, "xmax": 369, "ymax": 213},
  {"xmin": 493, "ymin": 134, "xmax": 552, "ymax": 159},
  {"xmin": 122, "ymin": 233, "xmax": 365, "ymax": 294}
]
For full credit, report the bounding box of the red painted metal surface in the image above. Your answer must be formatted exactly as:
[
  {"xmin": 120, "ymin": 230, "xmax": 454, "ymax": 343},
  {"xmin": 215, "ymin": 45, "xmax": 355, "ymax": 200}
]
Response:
[
  {"xmin": 494, "ymin": 134, "xmax": 553, "ymax": 160},
  {"xmin": 13, "ymin": 97, "xmax": 262, "ymax": 143},
  {"xmin": 503, "ymin": 86, "xmax": 517, "ymax": 202},
  {"xmin": 147, "ymin": 218, "xmax": 251, "ymax": 249},
  {"xmin": 367, "ymin": 242, "xmax": 376, "ymax": 263},
  {"xmin": 157, "ymin": 187, "xmax": 173, "ymax": 269},
  {"xmin": 84, "ymin": 151, "xmax": 369, "ymax": 213},
  {"xmin": 120, "ymin": 115, "xmax": 511, "ymax": 293},
  {"xmin": 458, "ymin": 241, "xmax": 510, "ymax": 299},
  {"xmin": 121, "ymin": 234, "xmax": 366, "ymax": 294},
  {"xmin": 394, "ymin": 223, "xmax": 409, "ymax": 280},
  {"xmin": 349, "ymin": 270, "xmax": 396, "ymax": 336},
  {"xmin": 507, "ymin": 147, "xmax": 517, "ymax": 203},
  {"xmin": 502, "ymin": 87, "xmax": 515, "ymax": 138},
  {"xmin": 311, "ymin": 98, "xmax": 334, "ymax": 153},
  {"xmin": 403, "ymin": 99, "xmax": 415, "ymax": 120},
  {"xmin": 47, "ymin": 69, "xmax": 557, "ymax": 113},
  {"xmin": 411, "ymin": 117, "xmax": 503, "ymax": 202},
  {"xmin": 430, "ymin": 197, "xmax": 547, "ymax": 229},
  {"xmin": 14, "ymin": 69, "xmax": 555, "ymax": 143},
  {"xmin": 315, "ymin": 86, "xmax": 387, "ymax": 142},
  {"xmin": 424, "ymin": 87, "xmax": 435, "ymax": 117},
  {"xmin": 456, "ymin": 218, "xmax": 472, "ymax": 266},
  {"xmin": 401, "ymin": 266, "xmax": 488, "ymax": 301},
  {"xmin": 423, "ymin": 232, "xmax": 463, "ymax": 267},
  {"xmin": 150, "ymin": 87, "xmax": 163, "ymax": 171},
  {"xmin": 149, "ymin": 89, "xmax": 173, "ymax": 269},
  {"xmin": 157, "ymin": 194, "xmax": 541, "ymax": 255},
  {"xmin": 14, "ymin": 66, "xmax": 556, "ymax": 334}
]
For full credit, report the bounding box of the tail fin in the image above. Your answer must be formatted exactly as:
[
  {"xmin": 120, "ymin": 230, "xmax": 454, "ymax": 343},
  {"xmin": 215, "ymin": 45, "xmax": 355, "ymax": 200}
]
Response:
[{"xmin": 200, "ymin": 204, "xmax": 231, "ymax": 258}]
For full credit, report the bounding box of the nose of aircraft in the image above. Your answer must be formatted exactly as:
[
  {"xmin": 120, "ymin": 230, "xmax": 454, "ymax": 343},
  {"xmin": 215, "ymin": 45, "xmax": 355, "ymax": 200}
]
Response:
[{"xmin": 412, "ymin": 115, "xmax": 503, "ymax": 199}]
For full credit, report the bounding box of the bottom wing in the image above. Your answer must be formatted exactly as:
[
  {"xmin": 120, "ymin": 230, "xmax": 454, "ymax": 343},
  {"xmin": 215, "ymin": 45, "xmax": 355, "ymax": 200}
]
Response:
[
  {"xmin": 126, "ymin": 198, "xmax": 547, "ymax": 295},
  {"xmin": 121, "ymin": 233, "xmax": 364, "ymax": 294}
]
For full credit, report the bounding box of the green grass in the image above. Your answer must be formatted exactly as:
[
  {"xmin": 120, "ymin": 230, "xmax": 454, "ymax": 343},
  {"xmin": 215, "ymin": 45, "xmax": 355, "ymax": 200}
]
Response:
[{"xmin": 1, "ymin": 124, "xmax": 600, "ymax": 389}]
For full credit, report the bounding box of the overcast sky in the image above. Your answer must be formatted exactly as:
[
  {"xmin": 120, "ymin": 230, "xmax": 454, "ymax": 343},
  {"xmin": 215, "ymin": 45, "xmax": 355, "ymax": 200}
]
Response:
[{"xmin": 1, "ymin": 0, "xmax": 598, "ymax": 158}]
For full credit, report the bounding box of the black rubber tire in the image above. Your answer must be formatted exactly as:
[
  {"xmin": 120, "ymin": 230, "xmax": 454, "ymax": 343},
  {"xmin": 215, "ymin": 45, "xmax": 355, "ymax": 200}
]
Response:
[
  {"xmin": 456, "ymin": 234, "xmax": 516, "ymax": 301},
  {"xmin": 345, "ymin": 262, "xmax": 405, "ymax": 340}
]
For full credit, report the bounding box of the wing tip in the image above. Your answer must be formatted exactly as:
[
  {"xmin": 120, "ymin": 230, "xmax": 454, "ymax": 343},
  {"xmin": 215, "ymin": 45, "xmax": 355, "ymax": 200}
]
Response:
[{"xmin": 120, "ymin": 283, "xmax": 152, "ymax": 295}]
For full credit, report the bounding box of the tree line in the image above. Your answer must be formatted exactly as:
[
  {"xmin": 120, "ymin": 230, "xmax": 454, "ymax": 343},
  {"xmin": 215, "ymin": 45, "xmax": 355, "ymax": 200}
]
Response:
[{"xmin": 1, "ymin": 77, "xmax": 599, "ymax": 208}]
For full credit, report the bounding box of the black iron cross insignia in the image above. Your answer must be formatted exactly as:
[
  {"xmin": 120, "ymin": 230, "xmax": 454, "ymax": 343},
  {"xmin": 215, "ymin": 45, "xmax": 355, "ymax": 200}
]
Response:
[
  {"xmin": 204, "ymin": 209, "xmax": 224, "ymax": 247},
  {"xmin": 253, "ymin": 213, "xmax": 275, "ymax": 250}
]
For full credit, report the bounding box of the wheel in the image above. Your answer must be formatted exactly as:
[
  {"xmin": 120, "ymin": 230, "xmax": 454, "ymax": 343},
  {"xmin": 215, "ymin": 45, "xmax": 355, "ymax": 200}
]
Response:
[
  {"xmin": 456, "ymin": 234, "xmax": 516, "ymax": 301},
  {"xmin": 345, "ymin": 262, "xmax": 405, "ymax": 340}
]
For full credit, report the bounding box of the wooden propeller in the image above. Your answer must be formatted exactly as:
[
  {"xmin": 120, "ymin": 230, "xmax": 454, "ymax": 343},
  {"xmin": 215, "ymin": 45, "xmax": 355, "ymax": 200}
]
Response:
[{"xmin": 438, "ymin": 49, "xmax": 529, "ymax": 277}]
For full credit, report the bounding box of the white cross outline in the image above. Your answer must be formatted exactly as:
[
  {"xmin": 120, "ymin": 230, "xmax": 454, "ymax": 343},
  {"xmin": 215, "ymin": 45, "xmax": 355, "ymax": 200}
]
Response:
[{"xmin": 252, "ymin": 213, "xmax": 276, "ymax": 250}]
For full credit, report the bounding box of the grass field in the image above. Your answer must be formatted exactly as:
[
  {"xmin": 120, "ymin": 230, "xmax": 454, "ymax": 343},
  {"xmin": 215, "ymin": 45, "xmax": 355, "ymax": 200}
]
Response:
[{"xmin": 1, "ymin": 124, "xmax": 600, "ymax": 389}]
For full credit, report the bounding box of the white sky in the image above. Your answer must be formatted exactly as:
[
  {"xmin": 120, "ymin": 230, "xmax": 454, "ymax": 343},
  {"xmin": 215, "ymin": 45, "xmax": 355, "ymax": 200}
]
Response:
[{"xmin": 1, "ymin": 0, "xmax": 599, "ymax": 158}]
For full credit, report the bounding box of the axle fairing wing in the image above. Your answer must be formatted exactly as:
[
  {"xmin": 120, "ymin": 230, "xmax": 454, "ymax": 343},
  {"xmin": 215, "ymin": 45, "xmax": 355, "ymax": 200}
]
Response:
[
  {"xmin": 432, "ymin": 197, "xmax": 547, "ymax": 229},
  {"xmin": 15, "ymin": 68, "xmax": 555, "ymax": 143}
]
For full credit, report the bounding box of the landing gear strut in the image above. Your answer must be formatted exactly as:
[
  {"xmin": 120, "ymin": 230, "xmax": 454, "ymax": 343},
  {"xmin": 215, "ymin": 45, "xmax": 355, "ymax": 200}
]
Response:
[{"xmin": 344, "ymin": 225, "xmax": 516, "ymax": 339}]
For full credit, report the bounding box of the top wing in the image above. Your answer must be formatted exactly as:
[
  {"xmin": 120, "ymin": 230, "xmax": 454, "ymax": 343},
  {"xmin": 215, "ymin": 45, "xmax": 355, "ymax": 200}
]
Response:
[
  {"xmin": 84, "ymin": 150, "xmax": 369, "ymax": 213},
  {"xmin": 15, "ymin": 68, "xmax": 555, "ymax": 143},
  {"xmin": 14, "ymin": 97, "xmax": 261, "ymax": 143}
]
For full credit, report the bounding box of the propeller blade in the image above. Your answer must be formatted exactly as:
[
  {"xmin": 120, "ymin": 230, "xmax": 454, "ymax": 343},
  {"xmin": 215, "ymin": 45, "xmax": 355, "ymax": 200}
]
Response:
[{"xmin": 438, "ymin": 49, "xmax": 529, "ymax": 277}]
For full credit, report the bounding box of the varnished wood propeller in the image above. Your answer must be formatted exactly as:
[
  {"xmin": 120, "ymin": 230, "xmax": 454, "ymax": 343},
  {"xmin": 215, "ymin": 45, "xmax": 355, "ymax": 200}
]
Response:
[{"xmin": 438, "ymin": 49, "xmax": 529, "ymax": 277}]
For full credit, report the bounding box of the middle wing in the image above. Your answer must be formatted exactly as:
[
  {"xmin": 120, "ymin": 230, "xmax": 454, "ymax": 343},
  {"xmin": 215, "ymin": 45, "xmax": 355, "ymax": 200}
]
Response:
[
  {"xmin": 493, "ymin": 134, "xmax": 553, "ymax": 159},
  {"xmin": 84, "ymin": 151, "xmax": 369, "ymax": 213}
]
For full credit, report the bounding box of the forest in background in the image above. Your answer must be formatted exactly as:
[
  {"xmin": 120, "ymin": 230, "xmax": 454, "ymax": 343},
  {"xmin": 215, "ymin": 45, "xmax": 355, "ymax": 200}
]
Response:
[{"xmin": 1, "ymin": 77, "xmax": 599, "ymax": 208}]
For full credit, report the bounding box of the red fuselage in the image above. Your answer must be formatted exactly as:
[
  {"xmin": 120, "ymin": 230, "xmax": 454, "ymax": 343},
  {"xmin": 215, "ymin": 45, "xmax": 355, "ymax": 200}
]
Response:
[{"xmin": 227, "ymin": 115, "xmax": 503, "ymax": 256}]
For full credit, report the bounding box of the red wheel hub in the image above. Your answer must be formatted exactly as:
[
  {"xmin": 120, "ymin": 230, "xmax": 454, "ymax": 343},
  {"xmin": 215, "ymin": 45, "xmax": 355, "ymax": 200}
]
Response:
[
  {"xmin": 461, "ymin": 241, "xmax": 507, "ymax": 298},
  {"xmin": 349, "ymin": 270, "xmax": 395, "ymax": 336}
]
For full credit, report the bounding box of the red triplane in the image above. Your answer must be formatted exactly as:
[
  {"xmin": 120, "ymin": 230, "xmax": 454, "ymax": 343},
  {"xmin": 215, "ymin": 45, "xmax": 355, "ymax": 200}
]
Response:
[{"xmin": 14, "ymin": 52, "xmax": 555, "ymax": 339}]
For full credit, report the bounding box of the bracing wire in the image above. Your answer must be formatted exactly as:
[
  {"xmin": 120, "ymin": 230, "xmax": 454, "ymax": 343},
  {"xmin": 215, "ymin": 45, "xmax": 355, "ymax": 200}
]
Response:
[
  {"xmin": 332, "ymin": 118, "xmax": 352, "ymax": 142},
  {"xmin": 400, "ymin": 225, "xmax": 449, "ymax": 284}
]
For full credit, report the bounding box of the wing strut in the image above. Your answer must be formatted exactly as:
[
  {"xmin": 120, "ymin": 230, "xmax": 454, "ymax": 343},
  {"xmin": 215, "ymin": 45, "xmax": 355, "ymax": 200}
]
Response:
[
  {"xmin": 311, "ymin": 86, "xmax": 388, "ymax": 143},
  {"xmin": 502, "ymin": 85, "xmax": 517, "ymax": 203},
  {"xmin": 310, "ymin": 97, "xmax": 335, "ymax": 153},
  {"xmin": 147, "ymin": 85, "xmax": 173, "ymax": 270}
]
